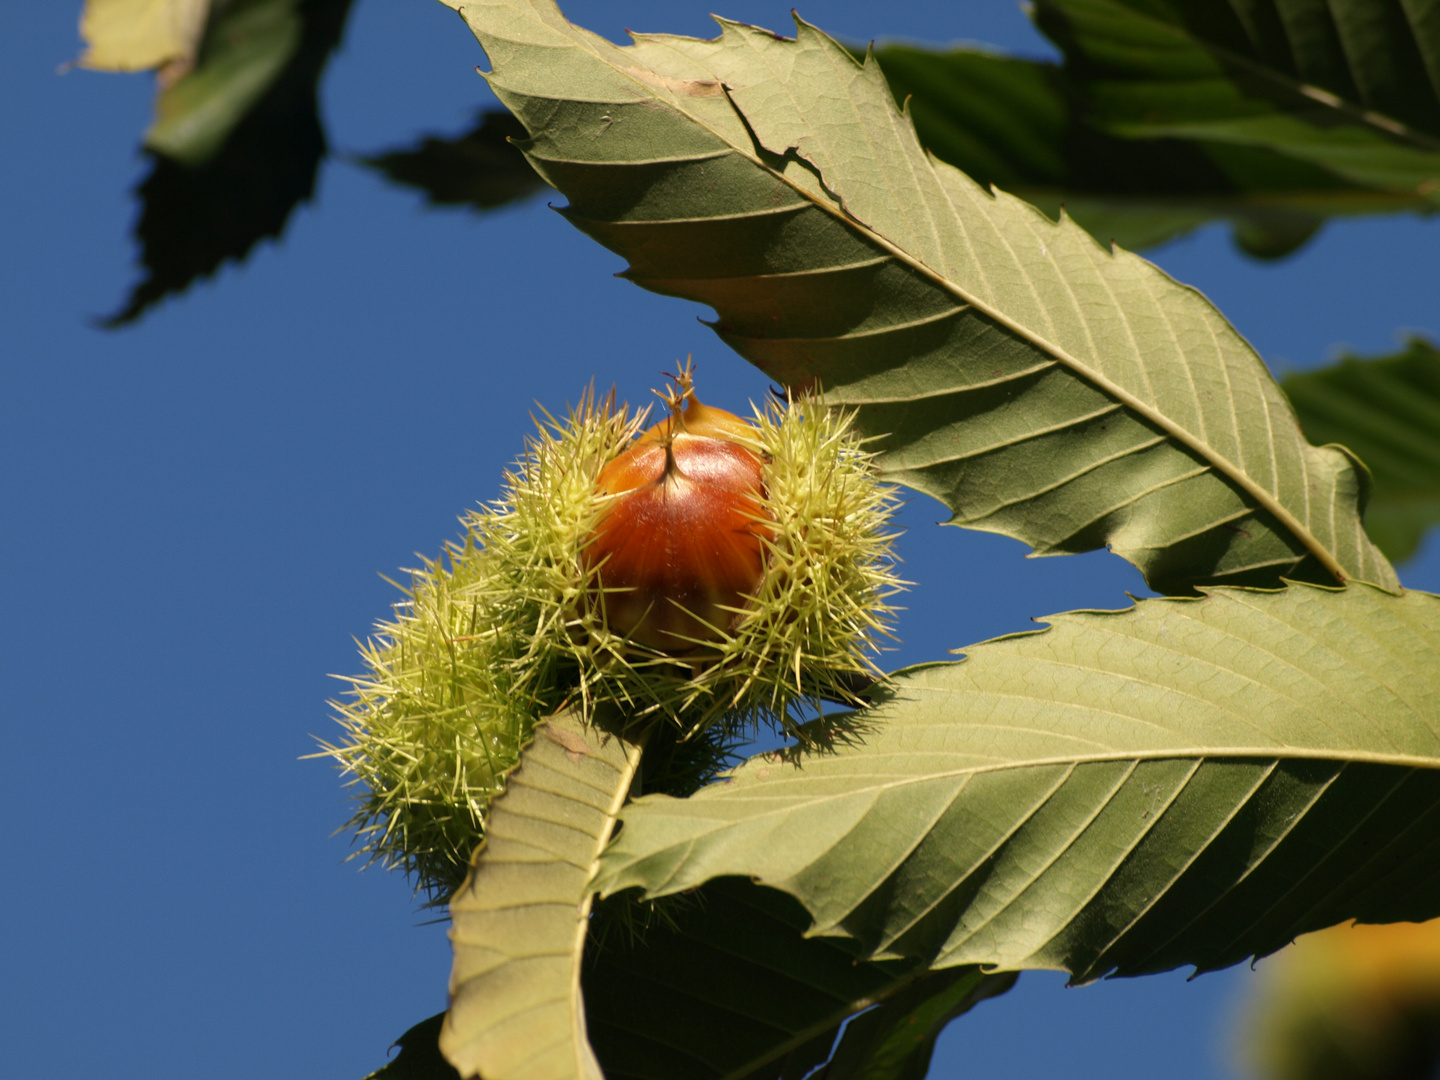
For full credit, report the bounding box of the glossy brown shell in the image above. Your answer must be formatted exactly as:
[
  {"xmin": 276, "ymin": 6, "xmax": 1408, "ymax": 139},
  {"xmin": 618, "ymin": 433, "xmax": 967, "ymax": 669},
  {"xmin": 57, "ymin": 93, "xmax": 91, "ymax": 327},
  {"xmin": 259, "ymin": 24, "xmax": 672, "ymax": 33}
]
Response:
[{"xmin": 585, "ymin": 402, "xmax": 769, "ymax": 653}]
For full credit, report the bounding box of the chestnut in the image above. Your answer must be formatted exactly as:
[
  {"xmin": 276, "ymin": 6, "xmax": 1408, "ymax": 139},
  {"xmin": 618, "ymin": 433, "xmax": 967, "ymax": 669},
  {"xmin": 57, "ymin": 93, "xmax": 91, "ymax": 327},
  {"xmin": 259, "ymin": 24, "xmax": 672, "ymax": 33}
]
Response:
[{"xmin": 586, "ymin": 376, "xmax": 771, "ymax": 653}]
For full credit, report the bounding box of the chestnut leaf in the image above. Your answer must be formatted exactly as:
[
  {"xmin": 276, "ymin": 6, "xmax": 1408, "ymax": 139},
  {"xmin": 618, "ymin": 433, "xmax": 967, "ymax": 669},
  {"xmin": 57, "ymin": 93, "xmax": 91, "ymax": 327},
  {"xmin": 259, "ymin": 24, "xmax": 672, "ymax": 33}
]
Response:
[
  {"xmin": 441, "ymin": 708, "xmax": 641, "ymax": 1080},
  {"xmin": 596, "ymin": 583, "xmax": 1440, "ymax": 982},
  {"xmin": 445, "ymin": 0, "xmax": 1397, "ymax": 596}
]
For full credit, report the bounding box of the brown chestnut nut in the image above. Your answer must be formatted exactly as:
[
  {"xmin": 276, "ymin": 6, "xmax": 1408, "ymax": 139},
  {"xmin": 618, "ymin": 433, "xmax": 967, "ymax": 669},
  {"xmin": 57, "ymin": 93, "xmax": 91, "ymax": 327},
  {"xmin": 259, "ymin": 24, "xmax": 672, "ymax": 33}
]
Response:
[{"xmin": 585, "ymin": 375, "xmax": 770, "ymax": 654}]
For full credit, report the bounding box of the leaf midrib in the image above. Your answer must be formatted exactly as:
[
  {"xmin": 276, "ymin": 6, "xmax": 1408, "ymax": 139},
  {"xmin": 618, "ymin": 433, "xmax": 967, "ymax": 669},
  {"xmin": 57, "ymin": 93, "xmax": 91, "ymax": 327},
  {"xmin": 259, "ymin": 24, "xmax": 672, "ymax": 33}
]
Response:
[
  {"xmin": 690, "ymin": 746, "xmax": 1440, "ymax": 811},
  {"xmin": 573, "ymin": 726, "xmax": 647, "ymax": 1079},
  {"xmin": 792, "ymin": 190, "xmax": 1349, "ymax": 583},
  {"xmin": 504, "ymin": 15, "xmax": 1352, "ymax": 584}
]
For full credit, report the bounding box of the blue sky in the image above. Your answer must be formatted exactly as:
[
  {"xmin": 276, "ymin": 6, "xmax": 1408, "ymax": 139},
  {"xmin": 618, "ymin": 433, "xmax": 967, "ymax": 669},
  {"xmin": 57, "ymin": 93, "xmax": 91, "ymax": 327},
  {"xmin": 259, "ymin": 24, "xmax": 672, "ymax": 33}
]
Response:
[{"xmin": 4, "ymin": 1, "xmax": 1438, "ymax": 1078}]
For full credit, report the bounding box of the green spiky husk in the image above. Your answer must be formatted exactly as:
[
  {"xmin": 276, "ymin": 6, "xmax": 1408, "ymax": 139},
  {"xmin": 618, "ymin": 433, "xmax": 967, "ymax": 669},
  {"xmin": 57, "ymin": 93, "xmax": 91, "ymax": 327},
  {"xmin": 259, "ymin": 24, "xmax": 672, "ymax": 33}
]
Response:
[
  {"xmin": 323, "ymin": 389, "xmax": 901, "ymax": 902},
  {"xmin": 709, "ymin": 397, "xmax": 903, "ymax": 725}
]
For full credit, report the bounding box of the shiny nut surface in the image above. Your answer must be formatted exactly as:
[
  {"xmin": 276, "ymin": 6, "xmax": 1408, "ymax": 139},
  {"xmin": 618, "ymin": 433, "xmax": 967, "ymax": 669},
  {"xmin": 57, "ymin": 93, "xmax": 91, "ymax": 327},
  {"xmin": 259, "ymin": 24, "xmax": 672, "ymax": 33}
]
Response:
[{"xmin": 587, "ymin": 420, "xmax": 768, "ymax": 653}]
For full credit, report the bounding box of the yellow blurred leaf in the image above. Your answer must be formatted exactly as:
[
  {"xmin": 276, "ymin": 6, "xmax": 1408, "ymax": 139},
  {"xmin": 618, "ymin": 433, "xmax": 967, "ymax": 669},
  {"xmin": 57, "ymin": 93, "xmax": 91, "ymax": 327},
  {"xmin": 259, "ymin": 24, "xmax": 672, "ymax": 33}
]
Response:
[
  {"xmin": 78, "ymin": 0, "xmax": 209, "ymax": 78},
  {"xmin": 1240, "ymin": 920, "xmax": 1440, "ymax": 1080}
]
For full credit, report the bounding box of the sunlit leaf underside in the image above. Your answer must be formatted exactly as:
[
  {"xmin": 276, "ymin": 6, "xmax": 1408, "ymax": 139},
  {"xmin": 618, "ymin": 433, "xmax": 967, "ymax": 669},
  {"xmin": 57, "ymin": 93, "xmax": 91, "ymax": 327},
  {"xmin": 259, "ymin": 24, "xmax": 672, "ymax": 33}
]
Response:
[
  {"xmin": 442, "ymin": 710, "xmax": 641, "ymax": 1080},
  {"xmin": 447, "ymin": 0, "xmax": 1397, "ymax": 596},
  {"xmin": 595, "ymin": 583, "xmax": 1440, "ymax": 982}
]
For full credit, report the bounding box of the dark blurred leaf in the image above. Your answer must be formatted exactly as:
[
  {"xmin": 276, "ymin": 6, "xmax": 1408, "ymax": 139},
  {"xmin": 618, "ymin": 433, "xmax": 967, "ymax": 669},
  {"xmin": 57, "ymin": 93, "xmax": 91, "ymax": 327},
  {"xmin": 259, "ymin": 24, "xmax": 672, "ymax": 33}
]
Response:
[
  {"xmin": 811, "ymin": 966, "xmax": 1017, "ymax": 1080},
  {"xmin": 361, "ymin": 110, "xmax": 547, "ymax": 211},
  {"xmin": 1032, "ymin": 0, "xmax": 1440, "ymax": 204},
  {"xmin": 104, "ymin": 0, "xmax": 353, "ymax": 327},
  {"xmin": 1285, "ymin": 338, "xmax": 1440, "ymax": 563},
  {"xmin": 145, "ymin": 0, "xmax": 303, "ymax": 166},
  {"xmin": 583, "ymin": 878, "xmax": 1015, "ymax": 1080},
  {"xmin": 870, "ymin": 39, "xmax": 1429, "ymax": 257},
  {"xmin": 362, "ymin": 1014, "xmax": 460, "ymax": 1080}
]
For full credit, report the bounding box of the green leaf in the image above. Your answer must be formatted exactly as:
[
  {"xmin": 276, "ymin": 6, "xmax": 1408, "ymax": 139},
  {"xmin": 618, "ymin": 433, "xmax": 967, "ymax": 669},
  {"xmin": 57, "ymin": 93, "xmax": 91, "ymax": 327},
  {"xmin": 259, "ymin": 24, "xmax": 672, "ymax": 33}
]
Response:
[
  {"xmin": 446, "ymin": 0, "xmax": 1397, "ymax": 595},
  {"xmin": 1033, "ymin": 0, "xmax": 1440, "ymax": 203},
  {"xmin": 595, "ymin": 583, "xmax": 1440, "ymax": 983},
  {"xmin": 363, "ymin": 1014, "xmax": 460, "ymax": 1080},
  {"xmin": 1285, "ymin": 338, "xmax": 1440, "ymax": 564},
  {"xmin": 360, "ymin": 109, "xmax": 548, "ymax": 212},
  {"xmin": 103, "ymin": 0, "xmax": 352, "ymax": 326},
  {"xmin": 147, "ymin": 0, "xmax": 302, "ymax": 165},
  {"xmin": 870, "ymin": 42, "xmax": 1430, "ymax": 259},
  {"xmin": 441, "ymin": 708, "xmax": 644, "ymax": 1080},
  {"xmin": 582, "ymin": 878, "xmax": 1015, "ymax": 1080}
]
